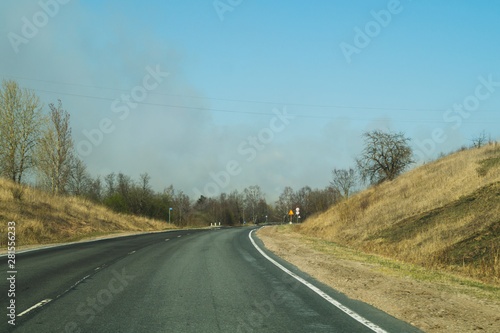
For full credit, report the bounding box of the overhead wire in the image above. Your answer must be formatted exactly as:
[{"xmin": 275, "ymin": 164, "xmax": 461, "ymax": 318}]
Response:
[{"xmin": 2, "ymin": 74, "xmax": 499, "ymax": 124}]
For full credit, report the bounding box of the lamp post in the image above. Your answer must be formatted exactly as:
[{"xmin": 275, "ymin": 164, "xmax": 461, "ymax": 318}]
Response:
[{"xmin": 169, "ymin": 207, "xmax": 172, "ymax": 227}]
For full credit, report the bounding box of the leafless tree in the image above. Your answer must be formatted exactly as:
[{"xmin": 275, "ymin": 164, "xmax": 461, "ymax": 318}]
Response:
[
  {"xmin": 330, "ymin": 168, "xmax": 357, "ymax": 200},
  {"xmin": 471, "ymin": 130, "xmax": 489, "ymax": 149},
  {"xmin": 295, "ymin": 186, "xmax": 312, "ymax": 220},
  {"xmin": 228, "ymin": 190, "xmax": 244, "ymax": 223},
  {"xmin": 276, "ymin": 186, "xmax": 294, "ymax": 211},
  {"xmin": 174, "ymin": 190, "xmax": 191, "ymax": 226},
  {"xmin": 356, "ymin": 130, "xmax": 414, "ymax": 184},
  {"xmin": 36, "ymin": 100, "xmax": 74, "ymax": 194},
  {"xmin": 104, "ymin": 172, "xmax": 116, "ymax": 197},
  {"xmin": 244, "ymin": 185, "xmax": 263, "ymax": 223},
  {"xmin": 275, "ymin": 186, "xmax": 295, "ymax": 222},
  {"xmin": 86, "ymin": 175, "xmax": 102, "ymax": 202},
  {"xmin": 138, "ymin": 172, "xmax": 153, "ymax": 214},
  {"xmin": 117, "ymin": 173, "xmax": 132, "ymax": 198},
  {"xmin": 67, "ymin": 157, "xmax": 90, "ymax": 196},
  {"xmin": 0, "ymin": 80, "xmax": 43, "ymax": 183}
]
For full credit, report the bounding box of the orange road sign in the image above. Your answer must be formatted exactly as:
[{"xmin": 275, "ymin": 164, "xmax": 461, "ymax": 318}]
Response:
[{"xmin": 288, "ymin": 210, "xmax": 294, "ymax": 215}]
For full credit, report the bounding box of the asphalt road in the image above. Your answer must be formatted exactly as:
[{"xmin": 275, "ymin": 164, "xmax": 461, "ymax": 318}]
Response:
[{"xmin": 1, "ymin": 227, "xmax": 423, "ymax": 332}]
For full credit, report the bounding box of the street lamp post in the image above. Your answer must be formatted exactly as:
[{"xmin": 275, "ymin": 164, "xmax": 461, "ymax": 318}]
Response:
[{"xmin": 169, "ymin": 207, "xmax": 172, "ymax": 227}]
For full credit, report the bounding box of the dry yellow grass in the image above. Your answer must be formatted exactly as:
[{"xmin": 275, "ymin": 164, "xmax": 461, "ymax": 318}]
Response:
[
  {"xmin": 0, "ymin": 178, "xmax": 171, "ymax": 248},
  {"xmin": 299, "ymin": 143, "xmax": 500, "ymax": 284}
]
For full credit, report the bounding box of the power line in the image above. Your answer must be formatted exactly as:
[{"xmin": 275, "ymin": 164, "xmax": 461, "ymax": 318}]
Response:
[
  {"xmin": 28, "ymin": 87, "xmax": 498, "ymax": 125},
  {"xmin": 5, "ymin": 74, "xmax": 499, "ymax": 114},
  {"xmin": 2, "ymin": 75, "xmax": 499, "ymax": 125}
]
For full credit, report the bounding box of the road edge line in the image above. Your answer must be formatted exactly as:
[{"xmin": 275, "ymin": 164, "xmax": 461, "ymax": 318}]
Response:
[{"xmin": 249, "ymin": 229, "xmax": 388, "ymax": 333}]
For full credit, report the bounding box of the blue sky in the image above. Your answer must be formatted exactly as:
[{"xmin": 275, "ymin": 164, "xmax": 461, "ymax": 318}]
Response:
[{"xmin": 1, "ymin": 0, "xmax": 499, "ymax": 201}]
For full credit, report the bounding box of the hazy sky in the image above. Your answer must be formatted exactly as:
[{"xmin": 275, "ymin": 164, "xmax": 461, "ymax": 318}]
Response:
[{"xmin": 1, "ymin": 0, "xmax": 499, "ymax": 201}]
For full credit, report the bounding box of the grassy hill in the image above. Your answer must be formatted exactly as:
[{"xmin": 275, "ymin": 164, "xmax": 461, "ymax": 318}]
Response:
[
  {"xmin": 0, "ymin": 179, "xmax": 169, "ymax": 249},
  {"xmin": 299, "ymin": 143, "xmax": 500, "ymax": 284}
]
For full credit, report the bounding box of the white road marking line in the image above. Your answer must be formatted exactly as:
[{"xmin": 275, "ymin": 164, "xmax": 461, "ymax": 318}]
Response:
[
  {"xmin": 249, "ymin": 229, "xmax": 388, "ymax": 333},
  {"xmin": 128, "ymin": 251, "xmax": 136, "ymax": 255},
  {"xmin": 177, "ymin": 235, "xmax": 182, "ymax": 238},
  {"xmin": 165, "ymin": 239, "xmax": 170, "ymax": 241},
  {"xmin": 18, "ymin": 299, "xmax": 52, "ymax": 317},
  {"xmin": 69, "ymin": 275, "xmax": 90, "ymax": 289},
  {"xmin": 0, "ymin": 229, "xmax": 182, "ymax": 257}
]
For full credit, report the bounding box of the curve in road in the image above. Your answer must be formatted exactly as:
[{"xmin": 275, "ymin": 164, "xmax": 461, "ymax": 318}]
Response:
[{"xmin": 1, "ymin": 227, "xmax": 423, "ymax": 332}]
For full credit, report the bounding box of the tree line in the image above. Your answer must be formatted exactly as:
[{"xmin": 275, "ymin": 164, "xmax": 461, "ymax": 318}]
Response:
[
  {"xmin": 0, "ymin": 79, "xmax": 342, "ymax": 226},
  {"xmin": 4, "ymin": 79, "xmax": 458, "ymax": 226}
]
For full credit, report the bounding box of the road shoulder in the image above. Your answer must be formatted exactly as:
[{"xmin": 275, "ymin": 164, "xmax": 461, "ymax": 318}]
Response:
[{"xmin": 256, "ymin": 226, "xmax": 500, "ymax": 333}]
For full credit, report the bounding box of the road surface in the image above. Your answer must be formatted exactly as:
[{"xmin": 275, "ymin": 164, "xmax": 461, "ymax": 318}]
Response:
[{"xmin": 1, "ymin": 227, "xmax": 423, "ymax": 332}]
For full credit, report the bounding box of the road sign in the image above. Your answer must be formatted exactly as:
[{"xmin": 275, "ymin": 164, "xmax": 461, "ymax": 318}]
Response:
[
  {"xmin": 296, "ymin": 207, "xmax": 300, "ymax": 213},
  {"xmin": 288, "ymin": 210, "xmax": 294, "ymax": 215}
]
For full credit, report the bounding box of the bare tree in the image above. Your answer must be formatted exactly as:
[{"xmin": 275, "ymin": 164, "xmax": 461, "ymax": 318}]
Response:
[
  {"xmin": 117, "ymin": 173, "xmax": 132, "ymax": 198},
  {"xmin": 295, "ymin": 186, "xmax": 312, "ymax": 220},
  {"xmin": 356, "ymin": 130, "xmax": 414, "ymax": 184},
  {"xmin": 138, "ymin": 172, "xmax": 153, "ymax": 215},
  {"xmin": 244, "ymin": 185, "xmax": 263, "ymax": 223},
  {"xmin": 472, "ymin": 130, "xmax": 489, "ymax": 149},
  {"xmin": 275, "ymin": 186, "xmax": 295, "ymax": 222},
  {"xmin": 86, "ymin": 175, "xmax": 102, "ymax": 202},
  {"xmin": 36, "ymin": 100, "xmax": 74, "ymax": 194},
  {"xmin": 228, "ymin": 190, "xmax": 244, "ymax": 223},
  {"xmin": 67, "ymin": 157, "xmax": 90, "ymax": 196},
  {"xmin": 104, "ymin": 172, "xmax": 116, "ymax": 197},
  {"xmin": 0, "ymin": 80, "xmax": 43, "ymax": 183},
  {"xmin": 307, "ymin": 186, "xmax": 341, "ymax": 213},
  {"xmin": 256, "ymin": 198, "xmax": 269, "ymax": 223},
  {"xmin": 330, "ymin": 168, "xmax": 356, "ymax": 200},
  {"xmin": 174, "ymin": 190, "xmax": 191, "ymax": 226}
]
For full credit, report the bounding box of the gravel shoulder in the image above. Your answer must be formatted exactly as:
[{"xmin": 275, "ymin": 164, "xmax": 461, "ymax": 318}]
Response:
[{"xmin": 256, "ymin": 226, "xmax": 500, "ymax": 333}]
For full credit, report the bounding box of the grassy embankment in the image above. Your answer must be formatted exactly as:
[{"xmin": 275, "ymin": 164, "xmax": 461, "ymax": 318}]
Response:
[
  {"xmin": 299, "ymin": 143, "xmax": 500, "ymax": 284},
  {"xmin": 0, "ymin": 179, "xmax": 170, "ymax": 249}
]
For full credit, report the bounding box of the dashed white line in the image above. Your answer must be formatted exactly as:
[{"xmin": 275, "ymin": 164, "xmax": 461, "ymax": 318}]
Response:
[
  {"xmin": 94, "ymin": 264, "xmax": 106, "ymax": 272},
  {"xmin": 18, "ymin": 299, "xmax": 52, "ymax": 317},
  {"xmin": 66, "ymin": 275, "xmax": 90, "ymax": 292},
  {"xmin": 165, "ymin": 239, "xmax": 170, "ymax": 241},
  {"xmin": 249, "ymin": 229, "xmax": 388, "ymax": 333},
  {"xmin": 128, "ymin": 251, "xmax": 136, "ymax": 255}
]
